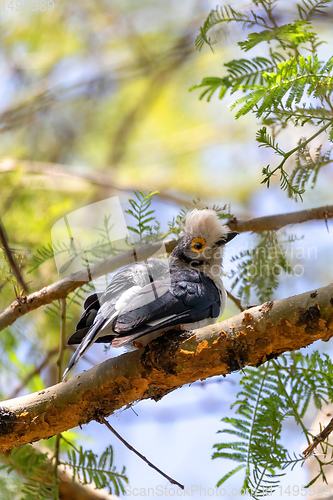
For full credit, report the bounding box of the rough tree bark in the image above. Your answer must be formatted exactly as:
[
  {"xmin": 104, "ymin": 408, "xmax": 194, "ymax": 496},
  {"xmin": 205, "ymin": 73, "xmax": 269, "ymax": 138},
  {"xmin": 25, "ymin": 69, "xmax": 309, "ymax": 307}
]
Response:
[{"xmin": 1, "ymin": 281, "xmax": 332, "ymax": 452}]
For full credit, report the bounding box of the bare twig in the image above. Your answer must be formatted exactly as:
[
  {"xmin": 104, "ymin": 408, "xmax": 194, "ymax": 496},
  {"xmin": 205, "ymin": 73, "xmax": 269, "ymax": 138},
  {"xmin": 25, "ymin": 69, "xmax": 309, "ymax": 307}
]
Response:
[
  {"xmin": 303, "ymin": 418, "xmax": 333, "ymax": 457},
  {"xmin": 0, "ymin": 218, "xmax": 29, "ymax": 294},
  {"xmin": 8, "ymin": 347, "xmax": 59, "ymax": 399},
  {"xmin": 100, "ymin": 417, "xmax": 184, "ymax": 490},
  {"xmin": 226, "ymin": 290, "xmax": 244, "ymax": 312},
  {"xmin": 57, "ymin": 298, "xmax": 67, "ymax": 382},
  {"xmin": 54, "ymin": 298, "xmax": 67, "ymax": 496},
  {"xmin": 0, "ymin": 158, "xmax": 191, "ymax": 206}
]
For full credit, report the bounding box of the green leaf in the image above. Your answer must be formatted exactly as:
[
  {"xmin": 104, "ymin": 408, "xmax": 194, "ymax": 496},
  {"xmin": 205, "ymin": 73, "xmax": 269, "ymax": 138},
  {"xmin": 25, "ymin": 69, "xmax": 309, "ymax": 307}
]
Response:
[{"xmin": 238, "ymin": 22, "xmax": 316, "ymax": 52}]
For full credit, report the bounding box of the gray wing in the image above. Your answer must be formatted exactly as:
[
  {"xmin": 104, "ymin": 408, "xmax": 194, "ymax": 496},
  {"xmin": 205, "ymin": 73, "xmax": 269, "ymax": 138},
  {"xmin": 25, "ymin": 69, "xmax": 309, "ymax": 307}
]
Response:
[
  {"xmin": 67, "ymin": 258, "xmax": 169, "ymax": 345},
  {"xmin": 111, "ymin": 268, "xmax": 221, "ymax": 347},
  {"xmin": 63, "ymin": 258, "xmax": 169, "ymax": 378}
]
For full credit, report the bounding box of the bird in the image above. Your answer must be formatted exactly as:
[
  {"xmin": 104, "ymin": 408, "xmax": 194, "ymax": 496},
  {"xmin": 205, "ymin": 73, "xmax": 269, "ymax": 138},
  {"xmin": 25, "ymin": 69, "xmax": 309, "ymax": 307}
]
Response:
[{"xmin": 62, "ymin": 209, "xmax": 238, "ymax": 379}]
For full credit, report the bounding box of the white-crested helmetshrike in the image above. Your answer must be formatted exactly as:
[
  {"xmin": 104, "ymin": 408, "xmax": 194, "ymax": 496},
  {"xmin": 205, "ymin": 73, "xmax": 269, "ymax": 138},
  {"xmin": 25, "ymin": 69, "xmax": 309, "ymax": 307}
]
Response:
[{"xmin": 62, "ymin": 209, "xmax": 237, "ymax": 379}]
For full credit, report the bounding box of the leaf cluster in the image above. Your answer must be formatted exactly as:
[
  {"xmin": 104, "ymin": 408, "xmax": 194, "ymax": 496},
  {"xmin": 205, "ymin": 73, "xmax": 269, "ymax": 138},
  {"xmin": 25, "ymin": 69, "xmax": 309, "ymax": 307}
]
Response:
[
  {"xmin": 192, "ymin": 0, "xmax": 333, "ymax": 199},
  {"xmin": 0, "ymin": 446, "xmax": 56, "ymax": 500},
  {"xmin": 64, "ymin": 445, "xmax": 128, "ymax": 496},
  {"xmin": 125, "ymin": 190, "xmax": 160, "ymax": 242},
  {"xmin": 228, "ymin": 230, "xmax": 294, "ymax": 305},
  {"xmin": 214, "ymin": 352, "xmax": 333, "ymax": 497},
  {"xmin": 0, "ymin": 441, "xmax": 128, "ymax": 499}
]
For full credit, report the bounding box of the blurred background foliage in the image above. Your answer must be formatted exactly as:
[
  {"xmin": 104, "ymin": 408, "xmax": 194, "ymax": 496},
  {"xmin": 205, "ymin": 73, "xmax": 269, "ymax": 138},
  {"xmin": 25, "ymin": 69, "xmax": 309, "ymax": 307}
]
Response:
[{"xmin": 1, "ymin": 0, "xmax": 333, "ymax": 498}]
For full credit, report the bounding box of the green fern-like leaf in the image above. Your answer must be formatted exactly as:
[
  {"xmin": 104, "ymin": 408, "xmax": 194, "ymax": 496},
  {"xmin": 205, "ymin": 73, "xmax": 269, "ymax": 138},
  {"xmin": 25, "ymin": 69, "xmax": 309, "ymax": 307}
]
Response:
[
  {"xmin": 297, "ymin": 0, "xmax": 333, "ymax": 21},
  {"xmin": 0, "ymin": 446, "xmax": 56, "ymax": 500},
  {"xmin": 192, "ymin": 0, "xmax": 333, "ymax": 199},
  {"xmin": 231, "ymin": 55, "xmax": 333, "ymax": 119},
  {"xmin": 256, "ymin": 127, "xmax": 285, "ymax": 155},
  {"xmin": 229, "ymin": 231, "xmax": 293, "ymax": 305},
  {"xmin": 29, "ymin": 241, "xmax": 64, "ymax": 273},
  {"xmin": 63, "ymin": 445, "xmax": 128, "ymax": 496},
  {"xmin": 238, "ymin": 21, "xmax": 315, "ymax": 52},
  {"xmin": 189, "ymin": 76, "xmax": 231, "ymax": 101},
  {"xmin": 195, "ymin": 5, "xmax": 250, "ymax": 51},
  {"xmin": 190, "ymin": 53, "xmax": 286, "ymax": 101},
  {"xmin": 125, "ymin": 190, "xmax": 159, "ymax": 242},
  {"xmin": 214, "ymin": 352, "xmax": 333, "ymax": 497},
  {"xmin": 290, "ymin": 142, "xmax": 333, "ymax": 192}
]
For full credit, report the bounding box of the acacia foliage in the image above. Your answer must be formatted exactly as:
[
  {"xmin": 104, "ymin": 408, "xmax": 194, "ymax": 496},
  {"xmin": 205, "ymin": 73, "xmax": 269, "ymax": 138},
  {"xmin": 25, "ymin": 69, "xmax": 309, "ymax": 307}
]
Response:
[{"xmin": 192, "ymin": 1, "xmax": 333, "ymax": 496}]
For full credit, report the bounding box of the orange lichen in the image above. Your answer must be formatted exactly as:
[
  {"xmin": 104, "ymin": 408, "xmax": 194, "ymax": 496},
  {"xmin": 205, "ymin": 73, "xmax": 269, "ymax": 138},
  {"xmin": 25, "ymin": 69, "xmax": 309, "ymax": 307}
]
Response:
[
  {"xmin": 18, "ymin": 411, "xmax": 29, "ymax": 419},
  {"xmin": 242, "ymin": 312, "xmax": 254, "ymax": 325},
  {"xmin": 195, "ymin": 340, "xmax": 208, "ymax": 355}
]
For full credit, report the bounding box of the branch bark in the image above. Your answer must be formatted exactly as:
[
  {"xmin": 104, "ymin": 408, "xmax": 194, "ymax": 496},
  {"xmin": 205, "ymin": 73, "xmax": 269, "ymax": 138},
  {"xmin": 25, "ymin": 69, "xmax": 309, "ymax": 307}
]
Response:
[
  {"xmin": 227, "ymin": 204, "xmax": 333, "ymax": 233},
  {"xmin": 0, "ymin": 204, "xmax": 332, "ymax": 334},
  {"xmin": 1, "ymin": 282, "xmax": 332, "ymax": 452}
]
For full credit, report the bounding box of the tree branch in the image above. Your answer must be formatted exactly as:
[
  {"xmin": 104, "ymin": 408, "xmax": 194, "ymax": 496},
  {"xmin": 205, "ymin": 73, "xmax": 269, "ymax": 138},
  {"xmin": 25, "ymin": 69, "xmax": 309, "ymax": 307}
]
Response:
[
  {"xmin": 101, "ymin": 417, "xmax": 184, "ymax": 489},
  {"xmin": 227, "ymin": 204, "xmax": 333, "ymax": 233},
  {"xmin": 303, "ymin": 417, "xmax": 333, "ymax": 457},
  {"xmin": 1, "ymin": 282, "xmax": 332, "ymax": 451},
  {"xmin": 0, "ymin": 204, "xmax": 332, "ymax": 334}
]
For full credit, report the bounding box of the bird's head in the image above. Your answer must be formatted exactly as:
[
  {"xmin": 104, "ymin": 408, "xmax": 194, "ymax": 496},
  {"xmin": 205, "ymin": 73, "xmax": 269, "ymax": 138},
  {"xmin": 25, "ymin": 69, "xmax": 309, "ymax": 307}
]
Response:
[{"xmin": 170, "ymin": 209, "xmax": 238, "ymax": 273}]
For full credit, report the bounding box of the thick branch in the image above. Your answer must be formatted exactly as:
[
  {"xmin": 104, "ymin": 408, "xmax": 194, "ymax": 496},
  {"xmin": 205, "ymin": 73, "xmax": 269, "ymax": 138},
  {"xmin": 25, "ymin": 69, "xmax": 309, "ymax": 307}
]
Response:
[
  {"xmin": 1, "ymin": 282, "xmax": 332, "ymax": 451},
  {"xmin": 0, "ymin": 204, "xmax": 332, "ymax": 333}
]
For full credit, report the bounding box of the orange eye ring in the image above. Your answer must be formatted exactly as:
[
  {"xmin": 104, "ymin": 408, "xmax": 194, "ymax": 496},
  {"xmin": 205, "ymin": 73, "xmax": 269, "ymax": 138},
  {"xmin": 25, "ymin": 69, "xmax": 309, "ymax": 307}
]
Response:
[{"xmin": 191, "ymin": 237, "xmax": 206, "ymax": 253}]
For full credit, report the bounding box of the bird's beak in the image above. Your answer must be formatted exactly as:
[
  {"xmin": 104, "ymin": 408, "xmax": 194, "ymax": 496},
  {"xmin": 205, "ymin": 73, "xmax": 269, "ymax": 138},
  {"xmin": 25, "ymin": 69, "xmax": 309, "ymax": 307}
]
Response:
[
  {"xmin": 217, "ymin": 231, "xmax": 239, "ymax": 246},
  {"xmin": 226, "ymin": 231, "xmax": 239, "ymax": 243}
]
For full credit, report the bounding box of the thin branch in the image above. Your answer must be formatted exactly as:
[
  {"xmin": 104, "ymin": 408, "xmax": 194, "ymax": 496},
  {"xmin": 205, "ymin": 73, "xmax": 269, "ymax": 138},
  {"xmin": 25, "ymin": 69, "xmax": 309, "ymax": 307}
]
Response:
[
  {"xmin": 303, "ymin": 418, "xmax": 333, "ymax": 457},
  {"xmin": 0, "ymin": 281, "xmax": 332, "ymax": 451},
  {"xmin": 54, "ymin": 298, "xmax": 67, "ymax": 497},
  {"xmin": 0, "ymin": 218, "xmax": 29, "ymax": 294},
  {"xmin": 226, "ymin": 290, "xmax": 244, "ymax": 312},
  {"xmin": 266, "ymin": 122, "xmax": 332, "ymax": 178},
  {"xmin": 228, "ymin": 204, "xmax": 333, "ymax": 233},
  {"xmin": 54, "ymin": 434, "xmax": 61, "ymax": 498},
  {"xmin": 0, "ymin": 158, "xmax": 191, "ymax": 206},
  {"xmin": 100, "ymin": 417, "xmax": 184, "ymax": 490},
  {"xmin": 0, "ymin": 204, "xmax": 332, "ymax": 334},
  {"xmin": 8, "ymin": 347, "xmax": 59, "ymax": 399},
  {"xmin": 57, "ymin": 298, "xmax": 67, "ymax": 383}
]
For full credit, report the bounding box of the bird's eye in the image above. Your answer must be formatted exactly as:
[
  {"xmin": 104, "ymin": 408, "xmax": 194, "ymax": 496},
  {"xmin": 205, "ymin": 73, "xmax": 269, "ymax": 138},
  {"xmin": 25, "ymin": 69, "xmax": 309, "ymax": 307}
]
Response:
[{"xmin": 191, "ymin": 237, "xmax": 206, "ymax": 253}]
